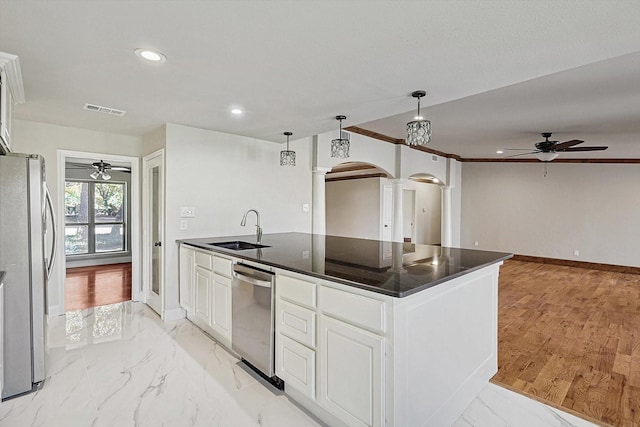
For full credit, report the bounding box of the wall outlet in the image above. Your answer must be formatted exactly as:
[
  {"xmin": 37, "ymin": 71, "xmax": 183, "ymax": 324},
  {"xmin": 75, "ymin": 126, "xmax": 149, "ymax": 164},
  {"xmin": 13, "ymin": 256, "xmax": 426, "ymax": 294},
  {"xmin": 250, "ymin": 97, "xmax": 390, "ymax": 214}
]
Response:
[
  {"xmin": 302, "ymin": 250, "xmax": 309, "ymax": 259},
  {"xmin": 573, "ymin": 249, "xmax": 580, "ymax": 256},
  {"xmin": 474, "ymin": 241, "xmax": 479, "ymax": 247},
  {"xmin": 180, "ymin": 207, "xmax": 196, "ymax": 217},
  {"xmin": 180, "ymin": 219, "xmax": 188, "ymax": 231},
  {"xmin": 302, "ymin": 203, "xmax": 310, "ymax": 212}
]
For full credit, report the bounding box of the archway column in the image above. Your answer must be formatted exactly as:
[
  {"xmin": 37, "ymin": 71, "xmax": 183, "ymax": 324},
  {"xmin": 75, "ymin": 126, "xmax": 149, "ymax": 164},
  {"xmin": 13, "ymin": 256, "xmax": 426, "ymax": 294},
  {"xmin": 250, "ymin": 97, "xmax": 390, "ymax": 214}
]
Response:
[
  {"xmin": 312, "ymin": 167, "xmax": 331, "ymax": 235},
  {"xmin": 441, "ymin": 186, "xmax": 453, "ymax": 247},
  {"xmin": 392, "ymin": 178, "xmax": 405, "ymax": 243}
]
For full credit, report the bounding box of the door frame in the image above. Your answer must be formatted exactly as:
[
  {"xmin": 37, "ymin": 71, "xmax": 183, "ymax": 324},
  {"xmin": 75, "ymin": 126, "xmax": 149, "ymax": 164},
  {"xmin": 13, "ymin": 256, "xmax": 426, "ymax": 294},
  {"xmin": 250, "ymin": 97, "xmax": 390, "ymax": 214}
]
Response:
[
  {"xmin": 142, "ymin": 149, "xmax": 164, "ymax": 317},
  {"xmin": 56, "ymin": 150, "xmax": 141, "ymax": 316}
]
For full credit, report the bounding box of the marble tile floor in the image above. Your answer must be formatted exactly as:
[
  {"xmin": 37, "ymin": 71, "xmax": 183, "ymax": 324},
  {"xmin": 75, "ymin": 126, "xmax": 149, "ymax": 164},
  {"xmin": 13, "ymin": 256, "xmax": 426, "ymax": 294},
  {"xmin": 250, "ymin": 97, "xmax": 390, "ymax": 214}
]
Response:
[{"xmin": 0, "ymin": 301, "xmax": 599, "ymax": 427}]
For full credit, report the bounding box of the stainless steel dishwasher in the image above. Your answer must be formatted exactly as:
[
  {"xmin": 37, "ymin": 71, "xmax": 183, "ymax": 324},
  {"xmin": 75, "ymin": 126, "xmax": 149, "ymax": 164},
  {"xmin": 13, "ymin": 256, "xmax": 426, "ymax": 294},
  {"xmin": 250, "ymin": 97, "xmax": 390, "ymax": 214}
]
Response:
[{"xmin": 231, "ymin": 263, "xmax": 282, "ymax": 388}]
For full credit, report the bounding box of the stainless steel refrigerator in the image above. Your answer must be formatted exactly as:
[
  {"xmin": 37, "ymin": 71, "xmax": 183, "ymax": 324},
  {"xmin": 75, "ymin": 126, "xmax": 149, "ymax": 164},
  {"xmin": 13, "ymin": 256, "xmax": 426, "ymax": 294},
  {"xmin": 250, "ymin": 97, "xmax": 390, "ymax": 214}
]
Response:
[{"xmin": 0, "ymin": 153, "xmax": 56, "ymax": 399}]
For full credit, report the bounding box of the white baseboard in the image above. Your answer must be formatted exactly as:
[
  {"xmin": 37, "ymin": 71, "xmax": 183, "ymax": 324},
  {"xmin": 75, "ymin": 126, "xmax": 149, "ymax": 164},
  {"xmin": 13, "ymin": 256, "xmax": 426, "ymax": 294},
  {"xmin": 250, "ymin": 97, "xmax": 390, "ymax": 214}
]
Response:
[{"xmin": 163, "ymin": 307, "xmax": 186, "ymax": 322}]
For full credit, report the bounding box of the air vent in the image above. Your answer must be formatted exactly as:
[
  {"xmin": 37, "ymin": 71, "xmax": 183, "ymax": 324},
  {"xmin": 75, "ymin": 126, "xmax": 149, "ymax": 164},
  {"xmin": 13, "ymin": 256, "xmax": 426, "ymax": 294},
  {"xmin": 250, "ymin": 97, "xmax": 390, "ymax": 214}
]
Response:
[
  {"xmin": 432, "ymin": 155, "xmax": 438, "ymax": 162},
  {"xmin": 83, "ymin": 103, "xmax": 126, "ymax": 116}
]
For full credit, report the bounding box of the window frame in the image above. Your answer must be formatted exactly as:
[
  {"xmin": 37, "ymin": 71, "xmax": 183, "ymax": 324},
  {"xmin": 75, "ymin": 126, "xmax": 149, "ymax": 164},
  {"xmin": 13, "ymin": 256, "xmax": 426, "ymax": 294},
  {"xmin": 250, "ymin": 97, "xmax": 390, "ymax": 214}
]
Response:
[{"xmin": 64, "ymin": 179, "xmax": 128, "ymax": 257}]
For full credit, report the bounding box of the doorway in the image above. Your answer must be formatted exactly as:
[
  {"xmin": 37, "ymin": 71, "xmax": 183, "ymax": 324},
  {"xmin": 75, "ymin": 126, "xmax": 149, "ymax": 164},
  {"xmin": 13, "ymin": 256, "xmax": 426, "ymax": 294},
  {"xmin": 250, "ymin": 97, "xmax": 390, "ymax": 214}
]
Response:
[
  {"xmin": 142, "ymin": 149, "xmax": 164, "ymax": 316},
  {"xmin": 57, "ymin": 150, "xmax": 141, "ymax": 315}
]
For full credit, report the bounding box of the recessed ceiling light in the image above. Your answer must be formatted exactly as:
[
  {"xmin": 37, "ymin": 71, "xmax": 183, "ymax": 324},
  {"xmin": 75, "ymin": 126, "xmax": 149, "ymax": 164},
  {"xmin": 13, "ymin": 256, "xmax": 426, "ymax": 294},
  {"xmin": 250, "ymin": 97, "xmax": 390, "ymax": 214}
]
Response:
[
  {"xmin": 496, "ymin": 150, "xmax": 504, "ymax": 154},
  {"xmin": 134, "ymin": 48, "xmax": 167, "ymax": 63},
  {"xmin": 231, "ymin": 109, "xmax": 243, "ymax": 115}
]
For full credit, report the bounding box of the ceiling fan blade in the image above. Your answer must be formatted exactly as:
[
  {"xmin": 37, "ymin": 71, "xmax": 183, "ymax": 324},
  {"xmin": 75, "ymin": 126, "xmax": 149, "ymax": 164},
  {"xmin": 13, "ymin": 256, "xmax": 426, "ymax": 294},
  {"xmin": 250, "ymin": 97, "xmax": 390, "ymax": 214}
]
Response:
[
  {"xmin": 503, "ymin": 148, "xmax": 536, "ymax": 151},
  {"xmin": 558, "ymin": 146, "xmax": 608, "ymax": 152},
  {"xmin": 552, "ymin": 139, "xmax": 583, "ymax": 150},
  {"xmin": 110, "ymin": 166, "xmax": 131, "ymax": 171},
  {"xmin": 503, "ymin": 151, "xmax": 538, "ymax": 158}
]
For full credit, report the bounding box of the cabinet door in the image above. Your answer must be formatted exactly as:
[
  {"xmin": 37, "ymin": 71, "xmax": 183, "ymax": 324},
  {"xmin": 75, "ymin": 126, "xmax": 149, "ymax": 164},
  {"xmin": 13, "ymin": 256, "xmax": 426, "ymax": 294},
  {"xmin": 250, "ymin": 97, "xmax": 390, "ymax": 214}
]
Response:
[
  {"xmin": 210, "ymin": 274, "xmax": 231, "ymax": 341},
  {"xmin": 194, "ymin": 265, "xmax": 211, "ymax": 325},
  {"xmin": 179, "ymin": 246, "xmax": 195, "ymax": 314},
  {"xmin": 276, "ymin": 334, "xmax": 315, "ymax": 400},
  {"xmin": 319, "ymin": 315, "xmax": 384, "ymax": 427}
]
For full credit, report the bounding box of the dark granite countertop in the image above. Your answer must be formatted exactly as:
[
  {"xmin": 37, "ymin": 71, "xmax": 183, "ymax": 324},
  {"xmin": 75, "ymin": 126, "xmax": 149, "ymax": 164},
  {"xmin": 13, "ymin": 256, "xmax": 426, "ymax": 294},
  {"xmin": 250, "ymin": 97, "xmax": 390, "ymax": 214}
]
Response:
[{"xmin": 177, "ymin": 233, "xmax": 512, "ymax": 298}]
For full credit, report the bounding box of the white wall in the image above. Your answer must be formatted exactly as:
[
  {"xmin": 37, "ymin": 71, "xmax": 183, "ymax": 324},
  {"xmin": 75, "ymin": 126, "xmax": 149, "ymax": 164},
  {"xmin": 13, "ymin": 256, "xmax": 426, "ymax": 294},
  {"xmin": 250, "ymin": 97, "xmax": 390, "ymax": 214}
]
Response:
[
  {"xmin": 11, "ymin": 120, "xmax": 143, "ymax": 314},
  {"xmin": 415, "ymin": 182, "xmax": 442, "ymax": 245},
  {"xmin": 326, "ymin": 177, "xmax": 383, "ymax": 240},
  {"xmin": 162, "ymin": 123, "xmax": 313, "ymax": 313},
  {"xmin": 316, "ymin": 130, "xmax": 397, "ymax": 176},
  {"xmin": 461, "ymin": 162, "xmax": 640, "ymax": 267}
]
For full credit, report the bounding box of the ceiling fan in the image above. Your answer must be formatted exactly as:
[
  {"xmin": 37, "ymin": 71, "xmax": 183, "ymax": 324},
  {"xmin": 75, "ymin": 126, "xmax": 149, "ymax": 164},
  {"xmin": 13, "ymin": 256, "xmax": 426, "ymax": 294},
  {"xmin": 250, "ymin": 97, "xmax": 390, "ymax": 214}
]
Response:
[
  {"xmin": 67, "ymin": 160, "xmax": 130, "ymax": 180},
  {"xmin": 504, "ymin": 132, "xmax": 608, "ymax": 161}
]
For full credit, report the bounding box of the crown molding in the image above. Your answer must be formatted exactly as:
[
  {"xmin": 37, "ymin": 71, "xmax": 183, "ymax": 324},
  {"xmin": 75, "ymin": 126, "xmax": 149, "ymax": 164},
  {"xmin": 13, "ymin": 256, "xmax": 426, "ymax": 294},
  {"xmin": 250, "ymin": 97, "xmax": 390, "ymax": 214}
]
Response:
[
  {"xmin": 348, "ymin": 126, "xmax": 640, "ymax": 164},
  {"xmin": 0, "ymin": 52, "xmax": 25, "ymax": 104}
]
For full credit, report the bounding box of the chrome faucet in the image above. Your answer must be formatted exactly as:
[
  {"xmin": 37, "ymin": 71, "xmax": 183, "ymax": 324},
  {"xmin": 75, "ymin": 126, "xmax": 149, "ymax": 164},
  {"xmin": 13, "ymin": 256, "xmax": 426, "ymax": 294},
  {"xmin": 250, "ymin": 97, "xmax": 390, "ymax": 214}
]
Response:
[{"xmin": 240, "ymin": 209, "xmax": 262, "ymax": 244}]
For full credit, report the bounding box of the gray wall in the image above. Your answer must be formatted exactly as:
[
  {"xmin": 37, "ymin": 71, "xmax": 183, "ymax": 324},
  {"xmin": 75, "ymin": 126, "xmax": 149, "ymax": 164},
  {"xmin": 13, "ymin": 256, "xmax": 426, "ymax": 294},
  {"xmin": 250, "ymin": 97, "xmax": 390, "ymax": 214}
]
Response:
[{"xmin": 461, "ymin": 162, "xmax": 640, "ymax": 267}]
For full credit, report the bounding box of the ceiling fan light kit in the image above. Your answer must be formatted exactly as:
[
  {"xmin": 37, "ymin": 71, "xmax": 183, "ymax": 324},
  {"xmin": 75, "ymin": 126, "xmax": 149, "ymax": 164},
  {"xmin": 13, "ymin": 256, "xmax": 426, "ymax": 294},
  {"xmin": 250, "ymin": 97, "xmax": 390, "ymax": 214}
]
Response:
[
  {"xmin": 406, "ymin": 90, "xmax": 432, "ymax": 146},
  {"xmin": 280, "ymin": 131, "xmax": 296, "ymax": 166},
  {"xmin": 90, "ymin": 160, "xmax": 113, "ymax": 180},
  {"xmin": 331, "ymin": 115, "xmax": 350, "ymax": 158}
]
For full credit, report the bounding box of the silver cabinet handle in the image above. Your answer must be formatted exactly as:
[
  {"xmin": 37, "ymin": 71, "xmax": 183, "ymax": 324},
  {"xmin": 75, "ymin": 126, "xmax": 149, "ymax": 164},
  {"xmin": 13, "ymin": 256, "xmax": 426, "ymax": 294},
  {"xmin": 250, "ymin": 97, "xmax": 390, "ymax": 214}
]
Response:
[
  {"xmin": 154, "ymin": 241, "xmax": 162, "ymax": 247},
  {"xmin": 232, "ymin": 271, "xmax": 272, "ymax": 288},
  {"xmin": 45, "ymin": 185, "xmax": 57, "ymax": 280}
]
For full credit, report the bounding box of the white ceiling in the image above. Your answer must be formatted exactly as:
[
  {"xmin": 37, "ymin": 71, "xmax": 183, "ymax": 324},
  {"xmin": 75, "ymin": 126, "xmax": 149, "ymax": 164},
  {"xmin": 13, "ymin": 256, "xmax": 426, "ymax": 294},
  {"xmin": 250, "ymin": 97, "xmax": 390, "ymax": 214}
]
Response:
[{"xmin": 1, "ymin": 1, "xmax": 639, "ymax": 158}]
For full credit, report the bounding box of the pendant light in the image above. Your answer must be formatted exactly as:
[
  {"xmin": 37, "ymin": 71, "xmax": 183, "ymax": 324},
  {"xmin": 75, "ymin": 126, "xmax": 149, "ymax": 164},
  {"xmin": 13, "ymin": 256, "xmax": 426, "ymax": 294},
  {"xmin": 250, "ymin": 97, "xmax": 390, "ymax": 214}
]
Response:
[
  {"xmin": 331, "ymin": 115, "xmax": 350, "ymax": 158},
  {"xmin": 280, "ymin": 132, "xmax": 296, "ymax": 166},
  {"xmin": 406, "ymin": 90, "xmax": 431, "ymax": 146}
]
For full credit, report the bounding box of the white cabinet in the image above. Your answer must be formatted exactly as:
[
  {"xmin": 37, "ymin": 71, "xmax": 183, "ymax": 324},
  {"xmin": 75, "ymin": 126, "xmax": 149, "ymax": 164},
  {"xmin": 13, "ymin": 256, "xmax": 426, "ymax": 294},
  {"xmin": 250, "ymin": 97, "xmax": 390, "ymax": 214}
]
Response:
[
  {"xmin": 179, "ymin": 244, "xmax": 233, "ymax": 346},
  {"xmin": 275, "ymin": 272, "xmax": 318, "ymax": 400},
  {"xmin": 319, "ymin": 315, "xmax": 384, "ymax": 427},
  {"xmin": 194, "ymin": 265, "xmax": 212, "ymax": 325},
  {"xmin": 0, "ymin": 52, "xmax": 25, "ymax": 154},
  {"xmin": 210, "ymin": 273, "xmax": 231, "ymax": 339},
  {"xmin": 0, "ymin": 279, "xmax": 4, "ymax": 400},
  {"xmin": 179, "ymin": 245, "xmax": 195, "ymax": 315}
]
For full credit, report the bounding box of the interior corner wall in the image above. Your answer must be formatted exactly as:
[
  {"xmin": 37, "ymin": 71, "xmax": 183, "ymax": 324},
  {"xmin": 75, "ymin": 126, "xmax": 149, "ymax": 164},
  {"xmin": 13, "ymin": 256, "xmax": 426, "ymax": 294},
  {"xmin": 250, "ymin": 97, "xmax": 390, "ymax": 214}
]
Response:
[
  {"xmin": 11, "ymin": 119, "xmax": 144, "ymax": 314},
  {"xmin": 460, "ymin": 162, "xmax": 640, "ymax": 267},
  {"xmin": 162, "ymin": 123, "xmax": 313, "ymax": 313},
  {"xmin": 326, "ymin": 177, "xmax": 383, "ymax": 240}
]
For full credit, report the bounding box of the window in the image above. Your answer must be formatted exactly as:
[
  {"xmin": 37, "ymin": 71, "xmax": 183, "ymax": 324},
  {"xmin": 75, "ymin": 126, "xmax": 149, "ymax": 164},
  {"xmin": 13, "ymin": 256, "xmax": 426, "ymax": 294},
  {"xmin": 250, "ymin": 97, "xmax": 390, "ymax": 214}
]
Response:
[{"xmin": 65, "ymin": 180, "xmax": 126, "ymax": 256}]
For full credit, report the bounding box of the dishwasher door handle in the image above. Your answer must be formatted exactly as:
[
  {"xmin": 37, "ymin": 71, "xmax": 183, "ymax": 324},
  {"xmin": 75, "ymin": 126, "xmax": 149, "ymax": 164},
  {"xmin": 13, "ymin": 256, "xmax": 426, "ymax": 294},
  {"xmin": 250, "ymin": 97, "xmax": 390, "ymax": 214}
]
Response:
[{"xmin": 233, "ymin": 271, "xmax": 272, "ymax": 288}]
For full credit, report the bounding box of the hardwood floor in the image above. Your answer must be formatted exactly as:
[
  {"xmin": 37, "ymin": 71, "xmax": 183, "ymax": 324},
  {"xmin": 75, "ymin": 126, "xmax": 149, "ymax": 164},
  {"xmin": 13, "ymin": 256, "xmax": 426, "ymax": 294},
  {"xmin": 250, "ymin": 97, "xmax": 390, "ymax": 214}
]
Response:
[
  {"xmin": 492, "ymin": 260, "xmax": 640, "ymax": 427},
  {"xmin": 65, "ymin": 263, "xmax": 132, "ymax": 311}
]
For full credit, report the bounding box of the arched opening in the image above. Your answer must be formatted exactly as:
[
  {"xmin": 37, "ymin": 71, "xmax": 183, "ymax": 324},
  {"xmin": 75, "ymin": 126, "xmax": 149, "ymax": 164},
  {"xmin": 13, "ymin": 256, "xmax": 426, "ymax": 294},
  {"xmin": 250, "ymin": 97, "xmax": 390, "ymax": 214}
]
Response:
[
  {"xmin": 405, "ymin": 173, "xmax": 443, "ymax": 245},
  {"xmin": 324, "ymin": 162, "xmax": 394, "ymax": 240}
]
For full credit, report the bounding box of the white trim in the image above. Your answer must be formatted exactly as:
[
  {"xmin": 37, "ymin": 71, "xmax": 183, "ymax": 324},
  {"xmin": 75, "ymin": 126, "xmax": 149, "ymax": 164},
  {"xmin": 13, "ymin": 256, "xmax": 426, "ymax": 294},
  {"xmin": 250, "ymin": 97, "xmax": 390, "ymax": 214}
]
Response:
[{"xmin": 55, "ymin": 149, "xmax": 141, "ymax": 316}]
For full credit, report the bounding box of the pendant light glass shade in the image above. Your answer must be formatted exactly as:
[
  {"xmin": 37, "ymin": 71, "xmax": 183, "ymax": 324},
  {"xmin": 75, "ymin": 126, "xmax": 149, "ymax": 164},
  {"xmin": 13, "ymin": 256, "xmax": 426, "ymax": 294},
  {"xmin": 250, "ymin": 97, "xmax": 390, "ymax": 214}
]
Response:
[
  {"xmin": 535, "ymin": 152, "xmax": 559, "ymax": 162},
  {"xmin": 280, "ymin": 132, "xmax": 296, "ymax": 166},
  {"xmin": 406, "ymin": 90, "xmax": 432, "ymax": 146},
  {"xmin": 331, "ymin": 115, "xmax": 350, "ymax": 158}
]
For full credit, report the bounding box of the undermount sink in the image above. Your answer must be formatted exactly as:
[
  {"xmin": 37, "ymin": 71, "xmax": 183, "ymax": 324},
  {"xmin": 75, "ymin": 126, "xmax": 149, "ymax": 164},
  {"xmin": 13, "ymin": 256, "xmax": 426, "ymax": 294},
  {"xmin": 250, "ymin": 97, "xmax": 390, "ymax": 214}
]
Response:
[{"xmin": 207, "ymin": 241, "xmax": 270, "ymax": 250}]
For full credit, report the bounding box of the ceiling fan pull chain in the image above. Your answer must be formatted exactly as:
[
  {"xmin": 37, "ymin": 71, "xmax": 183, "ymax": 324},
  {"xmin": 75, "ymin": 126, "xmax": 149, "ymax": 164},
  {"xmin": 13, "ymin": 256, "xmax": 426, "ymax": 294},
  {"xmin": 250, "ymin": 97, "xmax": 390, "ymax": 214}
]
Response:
[{"xmin": 544, "ymin": 162, "xmax": 548, "ymax": 177}]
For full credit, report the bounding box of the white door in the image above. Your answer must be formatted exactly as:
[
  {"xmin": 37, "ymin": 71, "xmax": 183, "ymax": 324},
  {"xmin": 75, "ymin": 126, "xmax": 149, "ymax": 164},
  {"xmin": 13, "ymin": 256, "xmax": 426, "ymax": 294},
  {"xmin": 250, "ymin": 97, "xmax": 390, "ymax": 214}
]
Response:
[{"xmin": 143, "ymin": 150, "xmax": 164, "ymax": 316}]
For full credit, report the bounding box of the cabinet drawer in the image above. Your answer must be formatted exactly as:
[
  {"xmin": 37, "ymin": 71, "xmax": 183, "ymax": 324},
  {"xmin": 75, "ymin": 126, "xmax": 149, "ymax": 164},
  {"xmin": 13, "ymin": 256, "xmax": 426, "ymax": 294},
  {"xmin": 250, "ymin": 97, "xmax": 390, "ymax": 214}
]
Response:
[
  {"xmin": 276, "ymin": 334, "xmax": 316, "ymax": 401},
  {"xmin": 277, "ymin": 299, "xmax": 316, "ymax": 348},
  {"xmin": 278, "ymin": 274, "xmax": 317, "ymax": 308},
  {"xmin": 195, "ymin": 251, "xmax": 212, "ymax": 270},
  {"xmin": 319, "ymin": 286, "xmax": 386, "ymax": 334},
  {"xmin": 213, "ymin": 255, "xmax": 232, "ymax": 278}
]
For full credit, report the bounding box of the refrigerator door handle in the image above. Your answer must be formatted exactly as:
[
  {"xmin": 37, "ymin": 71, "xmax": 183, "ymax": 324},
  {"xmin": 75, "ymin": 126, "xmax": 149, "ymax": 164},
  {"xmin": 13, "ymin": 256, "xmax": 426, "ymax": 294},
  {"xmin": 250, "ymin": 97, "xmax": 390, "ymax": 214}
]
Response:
[{"xmin": 45, "ymin": 185, "xmax": 57, "ymax": 280}]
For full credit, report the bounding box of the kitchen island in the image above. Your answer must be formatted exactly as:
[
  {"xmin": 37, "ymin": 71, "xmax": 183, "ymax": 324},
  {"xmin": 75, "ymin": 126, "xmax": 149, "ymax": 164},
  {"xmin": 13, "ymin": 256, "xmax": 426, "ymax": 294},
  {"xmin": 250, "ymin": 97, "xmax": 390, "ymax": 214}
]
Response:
[{"xmin": 177, "ymin": 233, "xmax": 511, "ymax": 427}]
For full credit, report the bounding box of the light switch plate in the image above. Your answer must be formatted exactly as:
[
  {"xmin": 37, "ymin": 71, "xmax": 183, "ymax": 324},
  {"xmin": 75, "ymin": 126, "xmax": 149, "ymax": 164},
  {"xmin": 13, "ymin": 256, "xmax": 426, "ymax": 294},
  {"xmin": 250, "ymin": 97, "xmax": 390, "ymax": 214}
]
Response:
[
  {"xmin": 302, "ymin": 203, "xmax": 309, "ymax": 212},
  {"xmin": 180, "ymin": 219, "xmax": 188, "ymax": 230},
  {"xmin": 180, "ymin": 207, "xmax": 195, "ymax": 217}
]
